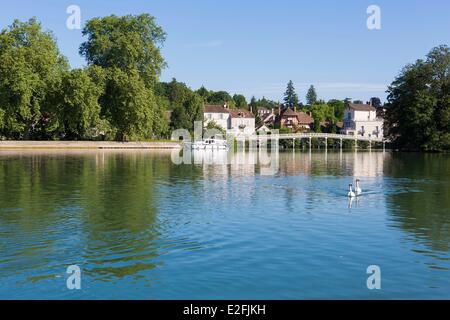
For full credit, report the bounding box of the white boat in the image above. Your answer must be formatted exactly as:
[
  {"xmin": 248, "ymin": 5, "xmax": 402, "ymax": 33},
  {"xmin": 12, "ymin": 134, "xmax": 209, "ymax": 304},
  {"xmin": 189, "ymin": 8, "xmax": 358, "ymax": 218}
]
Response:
[{"xmin": 187, "ymin": 139, "xmax": 229, "ymax": 150}]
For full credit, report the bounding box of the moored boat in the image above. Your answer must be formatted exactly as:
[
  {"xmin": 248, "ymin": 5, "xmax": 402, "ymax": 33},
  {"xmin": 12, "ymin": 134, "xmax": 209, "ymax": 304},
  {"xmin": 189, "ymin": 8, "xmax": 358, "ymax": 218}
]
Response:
[{"xmin": 186, "ymin": 139, "xmax": 229, "ymax": 150}]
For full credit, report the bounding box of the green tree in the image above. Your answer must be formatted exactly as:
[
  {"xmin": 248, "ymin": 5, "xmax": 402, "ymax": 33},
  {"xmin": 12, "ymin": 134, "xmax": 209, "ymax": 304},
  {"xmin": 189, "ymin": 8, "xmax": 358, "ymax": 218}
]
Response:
[
  {"xmin": 385, "ymin": 45, "xmax": 450, "ymax": 151},
  {"xmin": 80, "ymin": 14, "xmax": 169, "ymax": 141},
  {"xmin": 327, "ymin": 99, "xmax": 345, "ymax": 121},
  {"xmin": 166, "ymin": 78, "xmax": 194, "ymax": 107},
  {"xmin": 103, "ymin": 68, "xmax": 156, "ymax": 141},
  {"xmin": 208, "ymin": 91, "xmax": 233, "ymax": 105},
  {"xmin": 55, "ymin": 67, "xmax": 108, "ymax": 140},
  {"xmin": 80, "ymin": 14, "xmax": 166, "ymax": 86},
  {"xmin": 153, "ymin": 95, "xmax": 170, "ymax": 138},
  {"xmin": 156, "ymin": 79, "xmax": 203, "ymax": 130},
  {"xmin": 184, "ymin": 94, "xmax": 204, "ymax": 126},
  {"xmin": 370, "ymin": 97, "xmax": 382, "ymax": 109},
  {"xmin": 249, "ymin": 96, "xmax": 257, "ymax": 114},
  {"xmin": 196, "ymin": 86, "xmax": 211, "ymax": 101},
  {"xmin": 0, "ymin": 18, "xmax": 68, "ymax": 139},
  {"xmin": 283, "ymin": 80, "xmax": 299, "ymax": 107},
  {"xmin": 311, "ymin": 103, "xmax": 336, "ymax": 133},
  {"xmin": 170, "ymin": 94, "xmax": 203, "ymax": 131},
  {"xmin": 233, "ymin": 94, "xmax": 248, "ymax": 109},
  {"xmin": 306, "ymin": 85, "xmax": 318, "ymax": 106},
  {"xmin": 204, "ymin": 120, "xmax": 226, "ymax": 137}
]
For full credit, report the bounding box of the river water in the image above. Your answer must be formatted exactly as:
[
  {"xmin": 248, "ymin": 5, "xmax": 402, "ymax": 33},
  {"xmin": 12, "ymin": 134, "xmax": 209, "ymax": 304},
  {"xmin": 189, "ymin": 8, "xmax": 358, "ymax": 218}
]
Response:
[{"xmin": 0, "ymin": 150, "xmax": 449, "ymax": 299}]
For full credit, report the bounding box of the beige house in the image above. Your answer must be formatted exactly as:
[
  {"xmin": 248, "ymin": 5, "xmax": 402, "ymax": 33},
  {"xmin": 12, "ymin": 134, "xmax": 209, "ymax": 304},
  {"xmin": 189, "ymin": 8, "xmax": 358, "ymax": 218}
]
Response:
[
  {"xmin": 342, "ymin": 103, "xmax": 383, "ymax": 138},
  {"xmin": 204, "ymin": 104, "xmax": 256, "ymax": 135}
]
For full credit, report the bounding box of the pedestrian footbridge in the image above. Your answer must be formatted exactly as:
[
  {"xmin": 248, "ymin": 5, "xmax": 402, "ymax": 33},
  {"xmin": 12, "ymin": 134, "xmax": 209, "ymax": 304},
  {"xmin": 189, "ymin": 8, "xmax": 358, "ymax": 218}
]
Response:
[{"xmin": 235, "ymin": 132, "xmax": 387, "ymax": 149}]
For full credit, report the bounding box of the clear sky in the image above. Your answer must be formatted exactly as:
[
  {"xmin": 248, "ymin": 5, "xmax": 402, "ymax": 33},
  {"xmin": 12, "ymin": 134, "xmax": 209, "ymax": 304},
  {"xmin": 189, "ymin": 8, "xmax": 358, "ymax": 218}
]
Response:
[{"xmin": 1, "ymin": 0, "xmax": 449, "ymax": 103}]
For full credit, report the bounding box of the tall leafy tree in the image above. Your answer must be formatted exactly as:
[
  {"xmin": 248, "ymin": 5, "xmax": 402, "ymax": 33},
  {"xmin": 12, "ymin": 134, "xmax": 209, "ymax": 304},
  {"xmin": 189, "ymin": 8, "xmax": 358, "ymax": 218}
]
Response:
[
  {"xmin": 80, "ymin": 14, "xmax": 166, "ymax": 86},
  {"xmin": 196, "ymin": 86, "xmax": 211, "ymax": 101},
  {"xmin": 55, "ymin": 67, "xmax": 108, "ymax": 140},
  {"xmin": 233, "ymin": 94, "xmax": 248, "ymax": 109},
  {"xmin": 370, "ymin": 97, "xmax": 382, "ymax": 109},
  {"xmin": 156, "ymin": 78, "xmax": 204, "ymax": 130},
  {"xmin": 306, "ymin": 85, "xmax": 318, "ymax": 106},
  {"xmin": 103, "ymin": 68, "xmax": 156, "ymax": 141},
  {"xmin": 327, "ymin": 99, "xmax": 345, "ymax": 121},
  {"xmin": 283, "ymin": 80, "xmax": 299, "ymax": 107},
  {"xmin": 170, "ymin": 93, "xmax": 203, "ymax": 131},
  {"xmin": 208, "ymin": 91, "xmax": 233, "ymax": 106},
  {"xmin": 0, "ymin": 18, "xmax": 68, "ymax": 139},
  {"xmin": 385, "ymin": 45, "xmax": 450, "ymax": 151},
  {"xmin": 166, "ymin": 78, "xmax": 194, "ymax": 107},
  {"xmin": 80, "ymin": 14, "xmax": 168, "ymax": 141},
  {"xmin": 311, "ymin": 103, "xmax": 335, "ymax": 133}
]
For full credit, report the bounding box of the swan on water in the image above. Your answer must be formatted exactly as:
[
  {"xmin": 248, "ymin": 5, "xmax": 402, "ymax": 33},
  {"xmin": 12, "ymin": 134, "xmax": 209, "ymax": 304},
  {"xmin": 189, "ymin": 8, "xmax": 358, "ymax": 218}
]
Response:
[
  {"xmin": 355, "ymin": 179, "xmax": 362, "ymax": 195},
  {"xmin": 348, "ymin": 184, "xmax": 356, "ymax": 198}
]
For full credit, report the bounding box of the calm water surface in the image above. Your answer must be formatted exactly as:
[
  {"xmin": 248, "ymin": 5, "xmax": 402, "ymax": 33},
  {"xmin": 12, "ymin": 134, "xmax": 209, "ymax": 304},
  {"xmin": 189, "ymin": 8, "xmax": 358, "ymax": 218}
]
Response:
[{"xmin": 0, "ymin": 150, "xmax": 449, "ymax": 299}]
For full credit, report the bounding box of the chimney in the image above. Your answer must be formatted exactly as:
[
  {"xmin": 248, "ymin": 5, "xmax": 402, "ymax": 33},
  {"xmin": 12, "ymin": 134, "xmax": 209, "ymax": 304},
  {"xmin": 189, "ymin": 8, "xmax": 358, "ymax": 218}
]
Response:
[
  {"xmin": 223, "ymin": 103, "xmax": 228, "ymax": 109},
  {"xmin": 271, "ymin": 108, "xmax": 274, "ymax": 115},
  {"xmin": 294, "ymin": 106, "xmax": 297, "ymax": 112}
]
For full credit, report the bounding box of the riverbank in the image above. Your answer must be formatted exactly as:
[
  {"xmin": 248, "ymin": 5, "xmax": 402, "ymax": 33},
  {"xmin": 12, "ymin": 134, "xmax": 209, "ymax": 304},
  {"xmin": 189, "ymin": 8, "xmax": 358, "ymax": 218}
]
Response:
[{"xmin": 0, "ymin": 141, "xmax": 182, "ymax": 150}]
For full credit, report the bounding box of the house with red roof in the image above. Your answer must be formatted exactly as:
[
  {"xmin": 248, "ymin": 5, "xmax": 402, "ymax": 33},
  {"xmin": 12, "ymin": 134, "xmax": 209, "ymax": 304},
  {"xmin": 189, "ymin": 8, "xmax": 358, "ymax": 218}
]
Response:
[{"xmin": 277, "ymin": 108, "xmax": 314, "ymax": 131}]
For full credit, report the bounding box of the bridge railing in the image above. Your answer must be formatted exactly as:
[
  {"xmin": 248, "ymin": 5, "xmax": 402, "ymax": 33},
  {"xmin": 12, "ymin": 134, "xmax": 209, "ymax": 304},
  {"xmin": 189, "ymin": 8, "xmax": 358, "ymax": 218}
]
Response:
[{"xmin": 235, "ymin": 132, "xmax": 385, "ymax": 142}]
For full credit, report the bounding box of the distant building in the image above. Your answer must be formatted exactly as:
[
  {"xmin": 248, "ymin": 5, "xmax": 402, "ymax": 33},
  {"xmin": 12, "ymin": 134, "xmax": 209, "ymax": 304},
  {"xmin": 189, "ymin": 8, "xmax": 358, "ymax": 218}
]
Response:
[
  {"xmin": 342, "ymin": 103, "xmax": 383, "ymax": 138},
  {"xmin": 256, "ymin": 124, "xmax": 271, "ymax": 134},
  {"xmin": 204, "ymin": 104, "xmax": 255, "ymax": 135},
  {"xmin": 257, "ymin": 107, "xmax": 274, "ymax": 118},
  {"xmin": 257, "ymin": 107, "xmax": 276, "ymax": 126},
  {"xmin": 277, "ymin": 108, "xmax": 314, "ymax": 130}
]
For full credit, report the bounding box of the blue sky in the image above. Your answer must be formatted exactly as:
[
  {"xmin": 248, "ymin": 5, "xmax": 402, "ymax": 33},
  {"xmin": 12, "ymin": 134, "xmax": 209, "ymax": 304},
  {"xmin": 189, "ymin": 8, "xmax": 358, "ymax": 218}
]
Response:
[{"xmin": 1, "ymin": 0, "xmax": 449, "ymax": 103}]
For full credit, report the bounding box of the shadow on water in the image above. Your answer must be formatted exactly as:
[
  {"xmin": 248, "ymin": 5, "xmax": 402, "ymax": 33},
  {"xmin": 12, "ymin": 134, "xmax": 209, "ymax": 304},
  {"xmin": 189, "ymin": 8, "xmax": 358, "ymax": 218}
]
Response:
[{"xmin": 383, "ymin": 153, "xmax": 450, "ymax": 253}]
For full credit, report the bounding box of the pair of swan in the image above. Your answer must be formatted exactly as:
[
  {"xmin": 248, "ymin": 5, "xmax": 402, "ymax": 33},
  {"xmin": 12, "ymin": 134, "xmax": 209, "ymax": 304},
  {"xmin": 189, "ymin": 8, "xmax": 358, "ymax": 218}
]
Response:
[{"xmin": 348, "ymin": 179, "xmax": 362, "ymax": 197}]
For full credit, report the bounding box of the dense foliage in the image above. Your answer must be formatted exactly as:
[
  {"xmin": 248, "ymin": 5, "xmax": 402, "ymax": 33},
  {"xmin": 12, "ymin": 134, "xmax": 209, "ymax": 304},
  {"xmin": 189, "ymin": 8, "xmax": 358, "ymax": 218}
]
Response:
[
  {"xmin": 0, "ymin": 18, "xmax": 68, "ymax": 139},
  {"xmin": 385, "ymin": 45, "xmax": 450, "ymax": 151},
  {"xmin": 0, "ymin": 15, "xmax": 169, "ymax": 141}
]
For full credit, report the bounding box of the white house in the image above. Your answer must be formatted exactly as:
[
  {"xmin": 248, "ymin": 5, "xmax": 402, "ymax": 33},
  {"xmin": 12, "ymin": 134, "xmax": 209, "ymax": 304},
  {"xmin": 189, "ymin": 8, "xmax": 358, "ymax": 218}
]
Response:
[
  {"xmin": 342, "ymin": 103, "xmax": 383, "ymax": 138},
  {"xmin": 204, "ymin": 104, "xmax": 256, "ymax": 135}
]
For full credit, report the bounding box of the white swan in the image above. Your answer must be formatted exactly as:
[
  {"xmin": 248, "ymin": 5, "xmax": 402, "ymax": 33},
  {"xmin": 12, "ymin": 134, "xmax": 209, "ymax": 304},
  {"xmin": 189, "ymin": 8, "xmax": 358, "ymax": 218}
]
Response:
[
  {"xmin": 355, "ymin": 179, "xmax": 362, "ymax": 195},
  {"xmin": 348, "ymin": 184, "xmax": 356, "ymax": 198}
]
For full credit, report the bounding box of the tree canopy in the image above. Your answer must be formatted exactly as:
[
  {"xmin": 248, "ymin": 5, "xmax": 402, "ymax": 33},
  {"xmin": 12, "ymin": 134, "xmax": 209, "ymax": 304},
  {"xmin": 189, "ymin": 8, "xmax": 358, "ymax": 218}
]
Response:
[
  {"xmin": 80, "ymin": 14, "xmax": 166, "ymax": 86},
  {"xmin": 233, "ymin": 94, "xmax": 248, "ymax": 109},
  {"xmin": 79, "ymin": 14, "xmax": 168, "ymax": 140},
  {"xmin": 385, "ymin": 45, "xmax": 450, "ymax": 151},
  {"xmin": 0, "ymin": 18, "xmax": 68, "ymax": 139}
]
